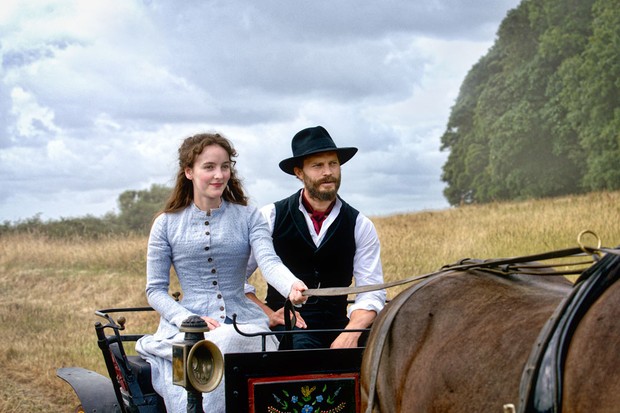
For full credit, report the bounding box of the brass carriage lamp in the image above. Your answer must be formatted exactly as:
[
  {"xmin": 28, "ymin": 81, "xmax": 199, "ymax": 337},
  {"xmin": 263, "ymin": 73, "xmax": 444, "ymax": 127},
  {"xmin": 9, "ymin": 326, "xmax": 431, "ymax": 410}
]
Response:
[{"xmin": 172, "ymin": 315, "xmax": 224, "ymax": 412}]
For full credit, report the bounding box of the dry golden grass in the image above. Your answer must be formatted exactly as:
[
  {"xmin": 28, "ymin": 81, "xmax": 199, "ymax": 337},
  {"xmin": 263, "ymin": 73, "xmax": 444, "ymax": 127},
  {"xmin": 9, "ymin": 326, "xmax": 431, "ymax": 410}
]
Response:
[
  {"xmin": 374, "ymin": 190, "xmax": 620, "ymax": 298},
  {"xmin": 0, "ymin": 234, "xmax": 159, "ymax": 412},
  {"xmin": 0, "ymin": 190, "xmax": 618, "ymax": 412}
]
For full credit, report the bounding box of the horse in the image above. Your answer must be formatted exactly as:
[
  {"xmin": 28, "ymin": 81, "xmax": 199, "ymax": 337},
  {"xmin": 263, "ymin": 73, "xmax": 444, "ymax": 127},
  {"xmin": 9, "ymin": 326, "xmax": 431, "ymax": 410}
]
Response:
[{"xmin": 361, "ymin": 249, "xmax": 620, "ymax": 413}]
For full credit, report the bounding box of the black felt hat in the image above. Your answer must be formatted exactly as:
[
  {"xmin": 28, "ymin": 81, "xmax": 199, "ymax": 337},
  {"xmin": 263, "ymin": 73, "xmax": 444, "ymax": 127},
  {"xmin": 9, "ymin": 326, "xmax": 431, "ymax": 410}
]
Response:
[{"xmin": 279, "ymin": 126, "xmax": 358, "ymax": 175}]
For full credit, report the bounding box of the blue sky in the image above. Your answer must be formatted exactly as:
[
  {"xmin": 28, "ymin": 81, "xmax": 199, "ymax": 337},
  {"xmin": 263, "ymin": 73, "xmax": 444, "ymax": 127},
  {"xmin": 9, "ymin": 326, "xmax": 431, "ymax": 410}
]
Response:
[{"xmin": 0, "ymin": 0, "xmax": 521, "ymax": 222}]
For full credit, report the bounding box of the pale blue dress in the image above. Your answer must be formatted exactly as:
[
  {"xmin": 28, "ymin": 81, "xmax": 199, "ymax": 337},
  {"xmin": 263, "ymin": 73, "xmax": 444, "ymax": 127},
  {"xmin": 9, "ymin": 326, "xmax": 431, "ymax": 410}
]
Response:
[{"xmin": 136, "ymin": 201, "xmax": 299, "ymax": 413}]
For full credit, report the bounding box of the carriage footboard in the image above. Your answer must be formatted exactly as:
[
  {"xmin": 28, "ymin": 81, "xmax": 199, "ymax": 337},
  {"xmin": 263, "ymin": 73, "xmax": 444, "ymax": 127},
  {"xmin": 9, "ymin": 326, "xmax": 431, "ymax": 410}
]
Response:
[{"xmin": 225, "ymin": 347, "xmax": 364, "ymax": 413}]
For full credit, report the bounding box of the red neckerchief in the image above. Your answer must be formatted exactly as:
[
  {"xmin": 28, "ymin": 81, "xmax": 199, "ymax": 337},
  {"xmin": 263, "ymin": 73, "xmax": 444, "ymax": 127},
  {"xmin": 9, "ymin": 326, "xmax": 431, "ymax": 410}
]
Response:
[{"xmin": 301, "ymin": 192, "xmax": 336, "ymax": 234}]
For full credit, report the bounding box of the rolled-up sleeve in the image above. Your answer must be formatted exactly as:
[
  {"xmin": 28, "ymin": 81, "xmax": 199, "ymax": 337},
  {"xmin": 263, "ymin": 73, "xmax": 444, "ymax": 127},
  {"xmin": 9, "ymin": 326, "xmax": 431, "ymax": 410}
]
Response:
[{"xmin": 348, "ymin": 214, "xmax": 386, "ymax": 316}]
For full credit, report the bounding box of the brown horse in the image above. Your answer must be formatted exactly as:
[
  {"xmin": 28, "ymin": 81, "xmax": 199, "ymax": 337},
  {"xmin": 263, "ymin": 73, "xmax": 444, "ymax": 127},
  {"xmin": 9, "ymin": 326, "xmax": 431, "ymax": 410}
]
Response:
[{"xmin": 361, "ymin": 252, "xmax": 620, "ymax": 412}]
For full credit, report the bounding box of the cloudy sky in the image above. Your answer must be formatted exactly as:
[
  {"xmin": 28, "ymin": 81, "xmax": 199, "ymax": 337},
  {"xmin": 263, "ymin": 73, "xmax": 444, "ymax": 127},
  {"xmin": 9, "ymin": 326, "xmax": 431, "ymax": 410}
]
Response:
[{"xmin": 0, "ymin": 0, "xmax": 520, "ymax": 222}]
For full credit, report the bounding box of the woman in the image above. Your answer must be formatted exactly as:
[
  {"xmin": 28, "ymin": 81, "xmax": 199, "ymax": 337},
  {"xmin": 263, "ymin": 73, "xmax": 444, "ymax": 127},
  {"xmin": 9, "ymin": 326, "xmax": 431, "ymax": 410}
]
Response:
[{"xmin": 136, "ymin": 132, "xmax": 307, "ymax": 412}]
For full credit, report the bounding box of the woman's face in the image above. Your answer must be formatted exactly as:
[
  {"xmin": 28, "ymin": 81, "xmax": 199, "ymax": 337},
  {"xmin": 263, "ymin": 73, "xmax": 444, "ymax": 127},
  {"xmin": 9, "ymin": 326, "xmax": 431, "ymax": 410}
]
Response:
[{"xmin": 184, "ymin": 144, "xmax": 232, "ymax": 207}]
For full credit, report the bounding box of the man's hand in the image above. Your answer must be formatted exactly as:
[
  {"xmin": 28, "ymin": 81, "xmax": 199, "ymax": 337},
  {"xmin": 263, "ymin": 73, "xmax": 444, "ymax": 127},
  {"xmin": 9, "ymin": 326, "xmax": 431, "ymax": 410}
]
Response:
[
  {"xmin": 330, "ymin": 330, "xmax": 362, "ymax": 349},
  {"xmin": 329, "ymin": 309, "xmax": 377, "ymax": 349},
  {"xmin": 268, "ymin": 307, "xmax": 307, "ymax": 329},
  {"xmin": 245, "ymin": 291, "xmax": 307, "ymax": 329}
]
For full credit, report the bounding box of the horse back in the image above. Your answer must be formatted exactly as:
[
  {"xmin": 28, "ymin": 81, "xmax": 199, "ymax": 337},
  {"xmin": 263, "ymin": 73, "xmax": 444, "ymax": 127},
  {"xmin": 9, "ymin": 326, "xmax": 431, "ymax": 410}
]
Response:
[{"xmin": 362, "ymin": 269, "xmax": 572, "ymax": 413}]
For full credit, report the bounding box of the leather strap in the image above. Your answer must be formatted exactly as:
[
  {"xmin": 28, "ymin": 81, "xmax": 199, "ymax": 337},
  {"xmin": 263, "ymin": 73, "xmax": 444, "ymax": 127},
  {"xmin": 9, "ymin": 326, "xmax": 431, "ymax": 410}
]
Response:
[
  {"xmin": 517, "ymin": 250, "xmax": 620, "ymax": 412},
  {"xmin": 280, "ymin": 299, "xmax": 297, "ymax": 350},
  {"xmin": 303, "ymin": 246, "xmax": 604, "ymax": 298}
]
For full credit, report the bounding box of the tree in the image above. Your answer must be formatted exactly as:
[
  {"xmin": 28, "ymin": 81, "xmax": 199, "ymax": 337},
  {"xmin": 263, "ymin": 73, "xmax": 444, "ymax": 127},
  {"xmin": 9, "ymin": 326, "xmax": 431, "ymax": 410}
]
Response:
[
  {"xmin": 439, "ymin": 0, "xmax": 616, "ymax": 206},
  {"xmin": 559, "ymin": 0, "xmax": 620, "ymax": 190},
  {"xmin": 117, "ymin": 184, "xmax": 171, "ymax": 233}
]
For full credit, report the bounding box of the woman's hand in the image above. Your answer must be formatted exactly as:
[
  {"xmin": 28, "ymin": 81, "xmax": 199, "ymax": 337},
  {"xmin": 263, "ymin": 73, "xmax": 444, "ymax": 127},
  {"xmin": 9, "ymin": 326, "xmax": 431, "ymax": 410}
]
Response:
[
  {"xmin": 288, "ymin": 280, "xmax": 308, "ymax": 306},
  {"xmin": 200, "ymin": 316, "xmax": 221, "ymax": 330}
]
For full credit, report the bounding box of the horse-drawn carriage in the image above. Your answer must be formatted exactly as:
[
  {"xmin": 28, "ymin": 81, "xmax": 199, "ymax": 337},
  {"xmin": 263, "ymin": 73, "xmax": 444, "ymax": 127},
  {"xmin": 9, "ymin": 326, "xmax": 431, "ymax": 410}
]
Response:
[
  {"xmin": 58, "ymin": 306, "xmax": 366, "ymax": 413},
  {"xmin": 58, "ymin": 236, "xmax": 620, "ymax": 413}
]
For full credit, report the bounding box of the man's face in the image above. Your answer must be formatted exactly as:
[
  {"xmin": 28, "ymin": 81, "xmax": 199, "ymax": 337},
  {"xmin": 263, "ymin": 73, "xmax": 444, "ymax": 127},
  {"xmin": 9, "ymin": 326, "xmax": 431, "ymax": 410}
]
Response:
[{"xmin": 295, "ymin": 151, "xmax": 341, "ymax": 202}]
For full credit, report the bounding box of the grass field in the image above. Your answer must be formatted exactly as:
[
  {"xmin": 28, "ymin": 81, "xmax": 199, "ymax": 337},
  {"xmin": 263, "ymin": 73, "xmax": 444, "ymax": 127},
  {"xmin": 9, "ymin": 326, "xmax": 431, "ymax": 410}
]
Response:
[{"xmin": 1, "ymin": 190, "xmax": 619, "ymax": 412}]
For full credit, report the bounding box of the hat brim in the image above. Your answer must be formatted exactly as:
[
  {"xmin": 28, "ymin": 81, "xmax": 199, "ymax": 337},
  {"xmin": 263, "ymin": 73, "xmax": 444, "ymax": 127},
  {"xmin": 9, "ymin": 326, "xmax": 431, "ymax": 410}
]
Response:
[{"xmin": 279, "ymin": 147, "xmax": 358, "ymax": 175}]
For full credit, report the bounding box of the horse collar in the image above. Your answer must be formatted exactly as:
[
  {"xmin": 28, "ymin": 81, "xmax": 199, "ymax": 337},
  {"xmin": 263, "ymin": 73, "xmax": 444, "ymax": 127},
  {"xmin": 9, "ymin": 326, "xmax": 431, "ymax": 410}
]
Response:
[{"xmin": 517, "ymin": 252, "xmax": 620, "ymax": 413}]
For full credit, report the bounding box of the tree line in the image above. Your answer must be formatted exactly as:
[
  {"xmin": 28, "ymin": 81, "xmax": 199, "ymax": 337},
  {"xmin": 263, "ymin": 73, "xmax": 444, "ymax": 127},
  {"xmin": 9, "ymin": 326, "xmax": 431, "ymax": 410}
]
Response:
[
  {"xmin": 0, "ymin": 184, "xmax": 171, "ymax": 238},
  {"xmin": 440, "ymin": 0, "xmax": 619, "ymax": 205}
]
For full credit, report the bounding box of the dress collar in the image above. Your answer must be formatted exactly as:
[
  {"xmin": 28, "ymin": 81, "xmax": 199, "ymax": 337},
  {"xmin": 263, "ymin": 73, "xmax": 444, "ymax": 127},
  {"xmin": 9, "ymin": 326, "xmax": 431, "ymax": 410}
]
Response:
[{"xmin": 191, "ymin": 199, "xmax": 226, "ymax": 217}]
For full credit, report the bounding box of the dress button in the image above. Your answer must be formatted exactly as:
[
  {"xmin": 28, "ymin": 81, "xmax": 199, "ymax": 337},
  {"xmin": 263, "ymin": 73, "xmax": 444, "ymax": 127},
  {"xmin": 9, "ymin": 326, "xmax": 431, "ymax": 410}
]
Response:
[
  {"xmin": 220, "ymin": 315, "xmax": 225, "ymax": 319},
  {"xmin": 205, "ymin": 231, "xmax": 210, "ymax": 236},
  {"xmin": 212, "ymin": 281, "xmax": 218, "ymax": 286},
  {"xmin": 211, "ymin": 268, "xmax": 216, "ymax": 274},
  {"xmin": 204, "ymin": 246, "xmax": 209, "ymax": 251},
  {"xmin": 217, "ymin": 294, "xmax": 222, "ymax": 299},
  {"xmin": 205, "ymin": 221, "xmax": 209, "ymax": 225},
  {"xmin": 219, "ymin": 306, "xmax": 225, "ymax": 311},
  {"xmin": 208, "ymin": 257, "xmax": 213, "ymax": 262}
]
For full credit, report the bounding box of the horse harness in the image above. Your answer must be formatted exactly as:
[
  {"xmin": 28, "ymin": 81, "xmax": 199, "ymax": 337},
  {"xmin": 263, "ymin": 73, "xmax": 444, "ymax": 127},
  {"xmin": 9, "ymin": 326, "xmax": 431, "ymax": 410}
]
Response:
[{"xmin": 516, "ymin": 248, "xmax": 620, "ymax": 413}]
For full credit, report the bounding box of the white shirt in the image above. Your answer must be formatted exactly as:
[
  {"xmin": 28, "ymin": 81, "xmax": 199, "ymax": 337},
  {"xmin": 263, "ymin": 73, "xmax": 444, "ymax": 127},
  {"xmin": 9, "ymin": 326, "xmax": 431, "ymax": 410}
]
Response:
[{"xmin": 246, "ymin": 194, "xmax": 386, "ymax": 317}]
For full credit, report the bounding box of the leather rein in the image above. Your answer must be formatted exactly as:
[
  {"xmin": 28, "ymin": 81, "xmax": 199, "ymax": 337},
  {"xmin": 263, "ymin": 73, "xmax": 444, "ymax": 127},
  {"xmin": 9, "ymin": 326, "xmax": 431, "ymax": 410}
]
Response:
[{"xmin": 302, "ymin": 243, "xmax": 618, "ymax": 299}]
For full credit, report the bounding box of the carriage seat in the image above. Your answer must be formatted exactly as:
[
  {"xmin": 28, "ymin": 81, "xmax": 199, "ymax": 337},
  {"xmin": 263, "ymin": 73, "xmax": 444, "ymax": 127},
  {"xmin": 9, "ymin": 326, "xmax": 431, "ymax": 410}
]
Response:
[{"xmin": 109, "ymin": 342, "xmax": 157, "ymax": 395}]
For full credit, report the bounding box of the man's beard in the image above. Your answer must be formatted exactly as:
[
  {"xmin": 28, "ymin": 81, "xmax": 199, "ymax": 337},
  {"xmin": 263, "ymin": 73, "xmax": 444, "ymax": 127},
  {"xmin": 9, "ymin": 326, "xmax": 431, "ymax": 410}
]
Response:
[{"xmin": 304, "ymin": 175, "xmax": 341, "ymax": 202}]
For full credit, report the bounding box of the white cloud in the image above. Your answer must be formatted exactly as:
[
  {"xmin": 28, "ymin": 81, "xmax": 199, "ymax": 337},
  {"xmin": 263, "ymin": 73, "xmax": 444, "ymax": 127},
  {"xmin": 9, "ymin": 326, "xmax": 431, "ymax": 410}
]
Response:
[
  {"xmin": 10, "ymin": 86, "xmax": 61, "ymax": 139},
  {"xmin": 0, "ymin": 0, "xmax": 521, "ymax": 222}
]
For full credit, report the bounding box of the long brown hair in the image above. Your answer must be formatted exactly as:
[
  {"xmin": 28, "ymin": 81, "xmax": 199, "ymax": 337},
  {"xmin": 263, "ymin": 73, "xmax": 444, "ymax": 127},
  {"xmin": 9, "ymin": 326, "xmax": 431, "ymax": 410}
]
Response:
[{"xmin": 161, "ymin": 132, "xmax": 248, "ymax": 214}]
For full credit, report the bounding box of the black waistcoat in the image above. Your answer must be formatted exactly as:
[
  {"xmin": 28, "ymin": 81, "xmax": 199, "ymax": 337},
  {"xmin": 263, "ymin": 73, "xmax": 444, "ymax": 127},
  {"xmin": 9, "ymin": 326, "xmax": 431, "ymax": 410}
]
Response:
[{"xmin": 265, "ymin": 190, "xmax": 359, "ymax": 327}]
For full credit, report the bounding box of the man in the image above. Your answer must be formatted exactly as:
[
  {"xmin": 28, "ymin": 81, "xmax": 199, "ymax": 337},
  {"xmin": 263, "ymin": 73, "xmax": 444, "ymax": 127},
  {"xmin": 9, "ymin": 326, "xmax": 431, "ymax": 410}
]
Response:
[{"xmin": 246, "ymin": 125, "xmax": 386, "ymax": 349}]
